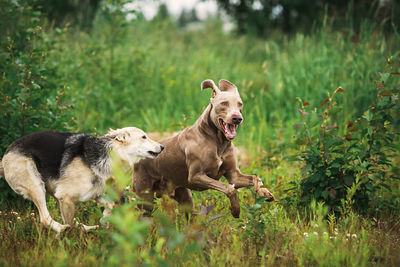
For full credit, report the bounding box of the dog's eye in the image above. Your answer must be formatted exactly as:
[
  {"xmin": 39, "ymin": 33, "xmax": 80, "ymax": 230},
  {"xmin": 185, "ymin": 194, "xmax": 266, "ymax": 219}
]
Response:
[
  {"xmin": 142, "ymin": 136, "xmax": 146, "ymax": 139},
  {"xmin": 238, "ymin": 102, "xmax": 243, "ymax": 107},
  {"xmin": 221, "ymin": 101, "xmax": 229, "ymax": 107}
]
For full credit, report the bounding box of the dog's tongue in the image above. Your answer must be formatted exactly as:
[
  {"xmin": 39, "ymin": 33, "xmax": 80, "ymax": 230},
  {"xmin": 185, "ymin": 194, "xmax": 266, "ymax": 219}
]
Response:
[{"xmin": 224, "ymin": 123, "xmax": 237, "ymax": 140}]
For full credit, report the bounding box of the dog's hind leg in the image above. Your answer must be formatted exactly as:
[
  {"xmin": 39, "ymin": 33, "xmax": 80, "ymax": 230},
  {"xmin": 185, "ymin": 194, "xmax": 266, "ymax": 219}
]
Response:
[
  {"xmin": 2, "ymin": 153, "xmax": 68, "ymax": 233},
  {"xmin": 31, "ymin": 189, "xmax": 68, "ymax": 233},
  {"xmin": 58, "ymin": 197, "xmax": 75, "ymax": 226},
  {"xmin": 132, "ymin": 166, "xmax": 155, "ymax": 213},
  {"xmin": 58, "ymin": 197, "xmax": 99, "ymax": 231},
  {"xmin": 172, "ymin": 187, "xmax": 194, "ymax": 216}
]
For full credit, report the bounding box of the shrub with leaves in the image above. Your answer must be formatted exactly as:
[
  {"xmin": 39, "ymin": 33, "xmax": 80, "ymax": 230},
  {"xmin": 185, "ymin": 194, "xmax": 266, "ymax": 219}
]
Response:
[
  {"xmin": 0, "ymin": 0, "xmax": 73, "ymax": 202},
  {"xmin": 292, "ymin": 59, "xmax": 400, "ymax": 214}
]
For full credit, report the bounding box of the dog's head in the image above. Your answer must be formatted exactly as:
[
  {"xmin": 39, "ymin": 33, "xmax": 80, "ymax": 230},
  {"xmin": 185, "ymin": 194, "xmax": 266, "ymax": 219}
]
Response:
[
  {"xmin": 201, "ymin": 79, "xmax": 243, "ymax": 141},
  {"xmin": 105, "ymin": 127, "xmax": 164, "ymax": 165}
]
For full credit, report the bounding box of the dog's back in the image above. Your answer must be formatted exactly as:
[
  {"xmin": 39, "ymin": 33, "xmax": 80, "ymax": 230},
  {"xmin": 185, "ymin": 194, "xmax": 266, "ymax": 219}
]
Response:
[{"xmin": 6, "ymin": 131, "xmax": 75, "ymax": 180}]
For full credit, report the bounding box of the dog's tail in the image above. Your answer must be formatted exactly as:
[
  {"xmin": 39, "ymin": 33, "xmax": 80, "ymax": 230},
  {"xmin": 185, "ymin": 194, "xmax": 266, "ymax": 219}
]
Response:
[{"xmin": 0, "ymin": 160, "xmax": 4, "ymax": 177}]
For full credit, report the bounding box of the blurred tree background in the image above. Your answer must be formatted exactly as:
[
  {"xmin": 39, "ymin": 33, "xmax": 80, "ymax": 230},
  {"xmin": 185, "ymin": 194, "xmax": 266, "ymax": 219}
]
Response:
[
  {"xmin": 16, "ymin": 0, "xmax": 399, "ymax": 34},
  {"xmin": 215, "ymin": 0, "xmax": 399, "ymax": 35},
  {"xmin": 34, "ymin": 0, "xmax": 102, "ymax": 29}
]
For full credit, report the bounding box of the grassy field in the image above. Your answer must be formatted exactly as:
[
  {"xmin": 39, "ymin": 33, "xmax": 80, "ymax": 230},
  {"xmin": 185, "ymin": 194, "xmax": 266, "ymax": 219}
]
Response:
[{"xmin": 1, "ymin": 15, "xmax": 400, "ymax": 266}]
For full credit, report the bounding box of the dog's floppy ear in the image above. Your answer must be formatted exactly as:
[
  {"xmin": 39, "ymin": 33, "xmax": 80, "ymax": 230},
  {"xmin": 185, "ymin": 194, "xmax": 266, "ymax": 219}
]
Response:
[
  {"xmin": 219, "ymin": 79, "xmax": 237, "ymax": 92},
  {"xmin": 201, "ymin": 79, "xmax": 220, "ymax": 98},
  {"xmin": 105, "ymin": 129, "xmax": 128, "ymax": 142}
]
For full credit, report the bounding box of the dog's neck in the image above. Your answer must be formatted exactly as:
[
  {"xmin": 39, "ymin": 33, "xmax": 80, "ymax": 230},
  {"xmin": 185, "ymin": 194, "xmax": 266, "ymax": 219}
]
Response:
[
  {"xmin": 195, "ymin": 104, "xmax": 231, "ymax": 152},
  {"xmin": 88, "ymin": 137, "xmax": 113, "ymax": 180}
]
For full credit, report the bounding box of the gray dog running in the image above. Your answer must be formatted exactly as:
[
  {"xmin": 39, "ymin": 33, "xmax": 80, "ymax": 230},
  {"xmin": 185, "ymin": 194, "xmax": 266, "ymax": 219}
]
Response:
[
  {"xmin": 0, "ymin": 127, "xmax": 163, "ymax": 233},
  {"xmin": 133, "ymin": 79, "xmax": 274, "ymax": 218}
]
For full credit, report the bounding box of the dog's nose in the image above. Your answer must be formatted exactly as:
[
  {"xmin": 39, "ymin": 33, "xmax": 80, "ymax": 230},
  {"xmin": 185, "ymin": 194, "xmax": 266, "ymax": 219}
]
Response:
[
  {"xmin": 232, "ymin": 116, "xmax": 243, "ymax": 125},
  {"xmin": 160, "ymin": 145, "xmax": 164, "ymax": 152}
]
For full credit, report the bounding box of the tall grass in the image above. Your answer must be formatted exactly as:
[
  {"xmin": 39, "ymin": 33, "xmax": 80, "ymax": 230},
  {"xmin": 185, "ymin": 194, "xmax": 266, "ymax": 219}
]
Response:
[{"xmin": 48, "ymin": 18, "xmax": 399, "ymax": 154}]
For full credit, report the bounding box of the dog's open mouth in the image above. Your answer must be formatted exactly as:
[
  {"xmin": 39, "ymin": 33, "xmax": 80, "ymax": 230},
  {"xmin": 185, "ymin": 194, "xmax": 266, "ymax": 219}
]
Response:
[
  {"xmin": 219, "ymin": 119, "xmax": 238, "ymax": 140},
  {"xmin": 147, "ymin": 151, "xmax": 160, "ymax": 158}
]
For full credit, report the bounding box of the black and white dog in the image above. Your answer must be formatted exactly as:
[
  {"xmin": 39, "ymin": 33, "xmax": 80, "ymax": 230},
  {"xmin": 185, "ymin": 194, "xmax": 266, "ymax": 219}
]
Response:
[{"xmin": 0, "ymin": 127, "xmax": 164, "ymax": 233}]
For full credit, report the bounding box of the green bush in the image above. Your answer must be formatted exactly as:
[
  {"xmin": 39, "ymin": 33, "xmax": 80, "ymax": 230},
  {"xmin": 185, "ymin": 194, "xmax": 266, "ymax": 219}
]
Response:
[
  {"xmin": 293, "ymin": 60, "xmax": 400, "ymax": 214},
  {"xmin": 0, "ymin": 0, "xmax": 73, "ymax": 202}
]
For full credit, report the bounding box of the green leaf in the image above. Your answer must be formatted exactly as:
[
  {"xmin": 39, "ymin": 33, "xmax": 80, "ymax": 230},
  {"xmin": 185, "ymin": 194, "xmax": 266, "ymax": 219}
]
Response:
[
  {"xmin": 321, "ymin": 190, "xmax": 329, "ymax": 199},
  {"xmin": 330, "ymin": 106, "xmax": 342, "ymax": 115},
  {"xmin": 309, "ymin": 173, "xmax": 323, "ymax": 183},
  {"xmin": 367, "ymin": 126, "xmax": 373, "ymax": 136},
  {"xmin": 314, "ymin": 187, "xmax": 322, "ymax": 198},
  {"xmin": 365, "ymin": 183, "xmax": 374, "ymax": 192},
  {"xmin": 251, "ymin": 203, "xmax": 262, "ymax": 211},
  {"xmin": 380, "ymin": 72, "xmax": 390, "ymax": 83},
  {"xmin": 365, "ymin": 109, "xmax": 372, "ymax": 121},
  {"xmin": 296, "ymin": 138, "xmax": 306, "ymax": 145},
  {"xmin": 344, "ymin": 175, "xmax": 353, "ymax": 186}
]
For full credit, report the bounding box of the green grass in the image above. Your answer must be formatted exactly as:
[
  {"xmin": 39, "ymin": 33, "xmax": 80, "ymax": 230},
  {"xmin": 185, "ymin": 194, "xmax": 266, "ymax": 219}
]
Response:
[
  {"xmin": 1, "ymin": 16, "xmax": 400, "ymax": 266},
  {"xmin": 1, "ymin": 187, "xmax": 400, "ymax": 266},
  {"xmin": 49, "ymin": 19, "xmax": 399, "ymax": 153}
]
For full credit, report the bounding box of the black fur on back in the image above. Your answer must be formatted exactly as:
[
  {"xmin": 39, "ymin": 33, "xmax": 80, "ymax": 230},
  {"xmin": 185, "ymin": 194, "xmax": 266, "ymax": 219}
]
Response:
[{"xmin": 6, "ymin": 131, "xmax": 111, "ymax": 181}]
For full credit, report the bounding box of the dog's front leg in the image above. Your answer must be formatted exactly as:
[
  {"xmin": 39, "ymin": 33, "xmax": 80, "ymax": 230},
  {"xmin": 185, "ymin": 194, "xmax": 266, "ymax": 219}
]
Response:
[
  {"xmin": 226, "ymin": 170, "xmax": 274, "ymax": 201},
  {"xmin": 96, "ymin": 196, "xmax": 115, "ymax": 228},
  {"xmin": 188, "ymin": 167, "xmax": 240, "ymax": 217}
]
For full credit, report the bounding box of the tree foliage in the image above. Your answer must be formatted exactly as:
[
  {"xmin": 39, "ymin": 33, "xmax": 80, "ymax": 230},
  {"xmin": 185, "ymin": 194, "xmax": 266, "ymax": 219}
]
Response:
[
  {"xmin": 0, "ymin": 0, "xmax": 73, "ymax": 200},
  {"xmin": 35, "ymin": 0, "xmax": 102, "ymax": 29},
  {"xmin": 215, "ymin": 0, "xmax": 400, "ymax": 35}
]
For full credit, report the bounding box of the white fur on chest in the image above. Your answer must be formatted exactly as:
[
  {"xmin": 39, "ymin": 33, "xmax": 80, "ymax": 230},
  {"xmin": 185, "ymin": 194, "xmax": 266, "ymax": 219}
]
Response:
[
  {"xmin": 217, "ymin": 158, "xmax": 223, "ymax": 169},
  {"xmin": 52, "ymin": 158, "xmax": 107, "ymax": 203}
]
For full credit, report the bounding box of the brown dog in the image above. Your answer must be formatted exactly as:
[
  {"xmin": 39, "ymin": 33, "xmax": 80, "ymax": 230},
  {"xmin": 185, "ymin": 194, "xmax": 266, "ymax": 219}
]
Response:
[{"xmin": 133, "ymin": 79, "xmax": 274, "ymax": 217}]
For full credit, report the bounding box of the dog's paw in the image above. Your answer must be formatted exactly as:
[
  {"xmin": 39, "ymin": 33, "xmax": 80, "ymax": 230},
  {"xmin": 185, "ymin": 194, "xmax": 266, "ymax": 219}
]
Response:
[
  {"xmin": 54, "ymin": 224, "xmax": 70, "ymax": 238},
  {"xmin": 257, "ymin": 188, "xmax": 275, "ymax": 202},
  {"xmin": 228, "ymin": 191, "xmax": 240, "ymax": 218},
  {"xmin": 102, "ymin": 222, "xmax": 111, "ymax": 229},
  {"xmin": 82, "ymin": 224, "xmax": 99, "ymax": 231},
  {"xmin": 230, "ymin": 204, "xmax": 240, "ymax": 218}
]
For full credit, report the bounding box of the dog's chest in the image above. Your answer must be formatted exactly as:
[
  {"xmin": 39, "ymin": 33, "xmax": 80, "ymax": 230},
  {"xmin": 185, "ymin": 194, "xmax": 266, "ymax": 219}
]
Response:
[
  {"xmin": 79, "ymin": 176, "xmax": 105, "ymax": 202},
  {"xmin": 53, "ymin": 157, "xmax": 106, "ymax": 202},
  {"xmin": 205, "ymin": 156, "xmax": 225, "ymax": 179}
]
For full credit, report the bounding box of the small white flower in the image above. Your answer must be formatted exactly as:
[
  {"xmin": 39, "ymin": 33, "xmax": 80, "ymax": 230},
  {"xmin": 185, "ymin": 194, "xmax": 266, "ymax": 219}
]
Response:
[
  {"xmin": 30, "ymin": 213, "xmax": 35, "ymax": 216},
  {"xmin": 313, "ymin": 232, "xmax": 318, "ymax": 236},
  {"xmin": 323, "ymin": 232, "xmax": 328, "ymax": 235},
  {"xmin": 346, "ymin": 233, "xmax": 351, "ymax": 238},
  {"xmin": 352, "ymin": 234, "xmax": 357, "ymax": 239},
  {"xmin": 303, "ymin": 232, "xmax": 309, "ymax": 237},
  {"xmin": 17, "ymin": 217, "xmax": 21, "ymax": 220}
]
